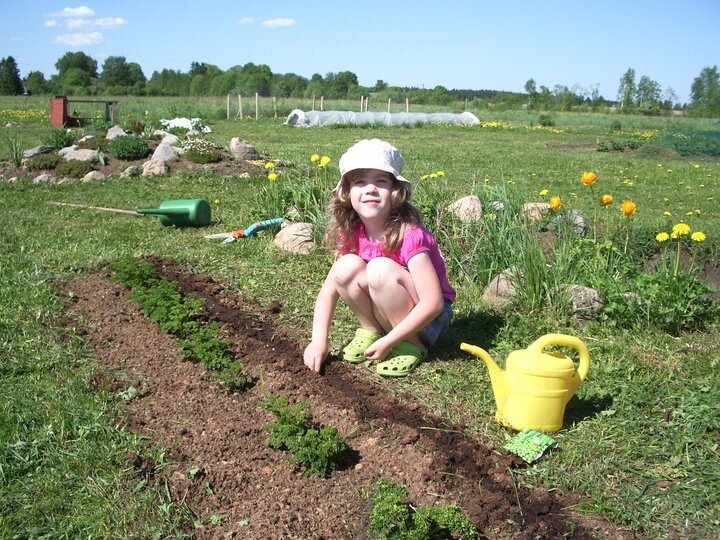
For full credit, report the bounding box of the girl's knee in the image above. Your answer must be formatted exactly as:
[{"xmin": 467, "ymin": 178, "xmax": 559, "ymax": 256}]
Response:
[
  {"xmin": 366, "ymin": 257, "xmax": 404, "ymax": 290},
  {"xmin": 331, "ymin": 254, "xmax": 366, "ymax": 287}
]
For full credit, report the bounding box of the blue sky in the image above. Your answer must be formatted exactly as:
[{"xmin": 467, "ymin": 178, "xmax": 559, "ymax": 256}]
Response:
[{"xmin": 1, "ymin": 1, "xmax": 718, "ymax": 103}]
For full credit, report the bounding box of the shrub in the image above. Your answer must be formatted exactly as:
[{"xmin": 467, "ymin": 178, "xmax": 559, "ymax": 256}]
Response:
[
  {"xmin": 537, "ymin": 114, "xmax": 555, "ymax": 127},
  {"xmin": 181, "ymin": 137, "xmax": 222, "ymax": 164},
  {"xmin": 609, "ymin": 119, "xmax": 622, "ymax": 132},
  {"xmin": 42, "ymin": 129, "xmax": 77, "ymax": 149},
  {"xmin": 108, "ymin": 135, "xmax": 149, "ymax": 160},
  {"xmin": 127, "ymin": 119, "xmax": 145, "ymax": 134},
  {"xmin": 75, "ymin": 137, "xmax": 109, "ymax": 152},
  {"xmin": 54, "ymin": 159, "xmax": 96, "ymax": 178},
  {"xmin": 25, "ymin": 152, "xmax": 62, "ymax": 171}
]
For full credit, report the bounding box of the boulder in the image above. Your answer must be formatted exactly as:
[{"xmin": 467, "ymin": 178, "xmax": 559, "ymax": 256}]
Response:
[
  {"xmin": 521, "ymin": 202, "xmax": 550, "ymax": 221},
  {"xmin": 447, "ymin": 195, "xmax": 483, "ymax": 222},
  {"xmin": 230, "ymin": 138, "xmax": 259, "ymax": 160},
  {"xmin": 273, "ymin": 222, "xmax": 314, "ymax": 255},
  {"xmin": 482, "ymin": 268, "xmax": 521, "ymax": 308},
  {"xmin": 105, "ymin": 125, "xmax": 127, "ymax": 140},
  {"xmin": 561, "ymin": 283, "xmax": 602, "ymax": 321},
  {"xmin": 547, "ymin": 209, "xmax": 588, "ymax": 236},
  {"xmin": 161, "ymin": 134, "xmax": 180, "ymax": 146},
  {"xmin": 82, "ymin": 171, "xmax": 106, "ymax": 182},
  {"xmin": 151, "ymin": 142, "xmax": 180, "ymax": 162},
  {"xmin": 142, "ymin": 159, "xmax": 170, "ymax": 177},
  {"xmin": 61, "ymin": 148, "xmax": 101, "ymax": 163},
  {"xmin": 120, "ymin": 165, "xmax": 142, "ymax": 178},
  {"xmin": 32, "ymin": 173, "xmax": 56, "ymax": 184},
  {"xmin": 22, "ymin": 145, "xmax": 55, "ymax": 159}
]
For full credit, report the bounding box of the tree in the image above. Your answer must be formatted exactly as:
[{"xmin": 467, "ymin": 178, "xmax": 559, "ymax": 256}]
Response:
[
  {"xmin": 524, "ymin": 78, "xmax": 538, "ymax": 109},
  {"xmin": 24, "ymin": 70, "xmax": 48, "ymax": 95},
  {"xmin": 617, "ymin": 67, "xmax": 636, "ymax": 111},
  {"xmin": 55, "ymin": 51, "xmax": 98, "ymax": 79},
  {"xmin": 689, "ymin": 65, "xmax": 720, "ymax": 117},
  {"xmin": 0, "ymin": 56, "xmax": 24, "ymax": 95},
  {"xmin": 101, "ymin": 56, "xmax": 132, "ymax": 88},
  {"xmin": 332, "ymin": 71, "xmax": 359, "ymax": 98}
]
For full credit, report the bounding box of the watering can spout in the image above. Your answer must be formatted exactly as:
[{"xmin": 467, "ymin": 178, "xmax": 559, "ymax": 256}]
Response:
[{"xmin": 460, "ymin": 342, "xmax": 509, "ymax": 413}]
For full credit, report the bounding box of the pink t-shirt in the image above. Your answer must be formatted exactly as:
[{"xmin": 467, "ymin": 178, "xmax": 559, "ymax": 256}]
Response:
[{"xmin": 341, "ymin": 224, "xmax": 456, "ymax": 302}]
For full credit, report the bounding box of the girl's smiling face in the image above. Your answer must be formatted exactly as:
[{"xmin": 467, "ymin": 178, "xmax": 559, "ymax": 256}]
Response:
[{"xmin": 348, "ymin": 168, "xmax": 396, "ymax": 224}]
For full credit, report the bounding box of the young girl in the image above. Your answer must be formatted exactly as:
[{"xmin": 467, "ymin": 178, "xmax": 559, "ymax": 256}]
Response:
[{"xmin": 303, "ymin": 139, "xmax": 455, "ymax": 377}]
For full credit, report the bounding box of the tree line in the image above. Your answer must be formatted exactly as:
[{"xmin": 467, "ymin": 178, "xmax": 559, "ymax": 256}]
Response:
[{"xmin": 1, "ymin": 52, "xmax": 718, "ymax": 117}]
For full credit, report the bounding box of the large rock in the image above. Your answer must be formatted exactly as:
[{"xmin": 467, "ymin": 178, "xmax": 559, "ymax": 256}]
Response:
[
  {"xmin": 142, "ymin": 159, "xmax": 169, "ymax": 177},
  {"xmin": 152, "ymin": 142, "xmax": 180, "ymax": 162},
  {"xmin": 82, "ymin": 171, "xmax": 106, "ymax": 182},
  {"xmin": 521, "ymin": 202, "xmax": 550, "ymax": 221},
  {"xmin": 547, "ymin": 209, "xmax": 588, "ymax": 236},
  {"xmin": 562, "ymin": 284, "xmax": 602, "ymax": 321},
  {"xmin": 482, "ymin": 268, "xmax": 521, "ymax": 308},
  {"xmin": 230, "ymin": 138, "xmax": 259, "ymax": 160},
  {"xmin": 273, "ymin": 222, "xmax": 314, "ymax": 255},
  {"xmin": 105, "ymin": 125, "xmax": 127, "ymax": 140},
  {"xmin": 22, "ymin": 145, "xmax": 55, "ymax": 159},
  {"xmin": 32, "ymin": 173, "xmax": 56, "ymax": 184},
  {"xmin": 61, "ymin": 148, "xmax": 101, "ymax": 163},
  {"xmin": 120, "ymin": 165, "xmax": 142, "ymax": 178},
  {"xmin": 447, "ymin": 195, "xmax": 483, "ymax": 222}
]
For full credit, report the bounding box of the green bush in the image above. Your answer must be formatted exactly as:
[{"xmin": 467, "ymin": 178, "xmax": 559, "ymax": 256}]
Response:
[
  {"xmin": 369, "ymin": 477, "xmax": 478, "ymax": 539},
  {"xmin": 537, "ymin": 114, "xmax": 555, "ymax": 127},
  {"xmin": 108, "ymin": 135, "xmax": 149, "ymax": 160},
  {"xmin": 25, "ymin": 152, "xmax": 62, "ymax": 171},
  {"xmin": 181, "ymin": 137, "xmax": 222, "ymax": 164},
  {"xmin": 76, "ymin": 137, "xmax": 110, "ymax": 152},
  {"xmin": 54, "ymin": 159, "xmax": 96, "ymax": 178},
  {"xmin": 609, "ymin": 119, "xmax": 622, "ymax": 132},
  {"xmin": 127, "ymin": 119, "xmax": 145, "ymax": 134}
]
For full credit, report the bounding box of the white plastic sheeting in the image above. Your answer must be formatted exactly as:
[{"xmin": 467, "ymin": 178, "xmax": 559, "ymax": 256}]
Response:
[{"xmin": 284, "ymin": 109, "xmax": 480, "ymax": 127}]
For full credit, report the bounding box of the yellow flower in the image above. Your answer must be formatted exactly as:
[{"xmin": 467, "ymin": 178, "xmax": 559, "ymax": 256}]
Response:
[
  {"xmin": 671, "ymin": 222, "xmax": 691, "ymax": 236},
  {"xmin": 429, "ymin": 173, "xmax": 438, "ymax": 179},
  {"xmin": 213, "ymin": 198, "xmax": 220, "ymax": 205},
  {"xmin": 663, "ymin": 211, "xmax": 672, "ymax": 217},
  {"xmin": 310, "ymin": 153, "xmax": 320, "ymax": 162},
  {"xmin": 264, "ymin": 161, "xmax": 276, "ymax": 170},
  {"xmin": 539, "ymin": 189, "xmax": 549, "ymax": 197},
  {"xmin": 581, "ymin": 171, "xmax": 597, "ymax": 186},
  {"xmin": 421, "ymin": 174, "xmax": 429, "ymax": 180},
  {"xmin": 436, "ymin": 171, "xmax": 445, "ymax": 176},
  {"xmin": 549, "ymin": 196, "xmax": 562, "ymax": 211},
  {"xmin": 619, "ymin": 200, "xmax": 636, "ymax": 217},
  {"xmin": 319, "ymin": 155, "xmax": 331, "ymax": 167},
  {"xmin": 267, "ymin": 172, "xmax": 278, "ymax": 182},
  {"xmin": 599, "ymin": 194, "xmax": 614, "ymax": 206},
  {"xmin": 656, "ymin": 232, "xmax": 670, "ymax": 242},
  {"xmin": 691, "ymin": 231, "xmax": 706, "ymax": 242}
]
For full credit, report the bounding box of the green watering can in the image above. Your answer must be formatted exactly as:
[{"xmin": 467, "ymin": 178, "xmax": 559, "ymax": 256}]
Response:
[
  {"xmin": 48, "ymin": 198, "xmax": 212, "ymax": 227},
  {"xmin": 136, "ymin": 199, "xmax": 211, "ymax": 227}
]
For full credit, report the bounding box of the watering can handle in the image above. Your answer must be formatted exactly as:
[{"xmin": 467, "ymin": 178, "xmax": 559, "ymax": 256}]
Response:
[{"xmin": 530, "ymin": 333, "xmax": 590, "ymax": 381}]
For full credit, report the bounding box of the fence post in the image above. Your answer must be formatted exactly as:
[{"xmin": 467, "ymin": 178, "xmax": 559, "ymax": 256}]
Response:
[
  {"xmin": 237, "ymin": 95, "xmax": 243, "ymax": 119},
  {"xmin": 226, "ymin": 94, "xmax": 230, "ymax": 120},
  {"xmin": 273, "ymin": 96, "xmax": 277, "ymax": 119},
  {"xmin": 312, "ymin": 94, "xmax": 315, "ymax": 111},
  {"xmin": 255, "ymin": 92, "xmax": 259, "ymax": 120},
  {"xmin": 387, "ymin": 98, "xmax": 391, "ymax": 113},
  {"xmin": 320, "ymin": 96, "xmax": 324, "ymax": 111},
  {"xmin": 360, "ymin": 95, "xmax": 363, "ymax": 112},
  {"xmin": 364, "ymin": 96, "xmax": 369, "ymax": 112},
  {"xmin": 406, "ymin": 98, "xmax": 409, "ymax": 113}
]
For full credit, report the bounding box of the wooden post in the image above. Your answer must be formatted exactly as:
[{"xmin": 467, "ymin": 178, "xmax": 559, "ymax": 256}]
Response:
[
  {"xmin": 273, "ymin": 96, "xmax": 277, "ymax": 119},
  {"xmin": 255, "ymin": 92, "xmax": 259, "ymax": 120},
  {"xmin": 226, "ymin": 94, "xmax": 230, "ymax": 120},
  {"xmin": 360, "ymin": 95, "xmax": 364, "ymax": 112},
  {"xmin": 238, "ymin": 95, "xmax": 243, "ymax": 119},
  {"xmin": 312, "ymin": 94, "xmax": 315, "ymax": 111},
  {"xmin": 364, "ymin": 96, "xmax": 369, "ymax": 112},
  {"xmin": 387, "ymin": 98, "xmax": 391, "ymax": 113},
  {"xmin": 320, "ymin": 96, "xmax": 324, "ymax": 111},
  {"xmin": 406, "ymin": 98, "xmax": 409, "ymax": 113}
]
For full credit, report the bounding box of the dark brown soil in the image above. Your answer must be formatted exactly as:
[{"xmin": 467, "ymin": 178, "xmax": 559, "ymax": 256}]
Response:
[{"xmin": 57, "ymin": 257, "xmax": 640, "ymax": 539}]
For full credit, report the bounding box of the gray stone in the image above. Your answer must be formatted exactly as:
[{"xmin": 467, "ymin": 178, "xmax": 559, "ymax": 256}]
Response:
[
  {"xmin": 447, "ymin": 195, "xmax": 483, "ymax": 222},
  {"xmin": 151, "ymin": 142, "xmax": 180, "ymax": 162},
  {"xmin": 521, "ymin": 201, "xmax": 550, "ymax": 221},
  {"xmin": 229, "ymin": 138, "xmax": 259, "ymax": 160},
  {"xmin": 547, "ymin": 209, "xmax": 588, "ymax": 236},
  {"xmin": 61, "ymin": 148, "xmax": 101, "ymax": 163},
  {"xmin": 120, "ymin": 165, "xmax": 142, "ymax": 178},
  {"xmin": 562, "ymin": 283, "xmax": 603, "ymax": 320},
  {"xmin": 142, "ymin": 159, "xmax": 170, "ymax": 177},
  {"xmin": 22, "ymin": 145, "xmax": 55, "ymax": 159},
  {"xmin": 273, "ymin": 222, "xmax": 314, "ymax": 255},
  {"xmin": 482, "ymin": 268, "xmax": 521, "ymax": 308},
  {"xmin": 105, "ymin": 125, "xmax": 127, "ymax": 140},
  {"xmin": 82, "ymin": 171, "xmax": 106, "ymax": 182},
  {"xmin": 161, "ymin": 134, "xmax": 180, "ymax": 146},
  {"xmin": 32, "ymin": 173, "xmax": 56, "ymax": 184}
]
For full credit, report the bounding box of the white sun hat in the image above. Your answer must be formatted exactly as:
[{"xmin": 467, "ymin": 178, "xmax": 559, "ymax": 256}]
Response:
[{"xmin": 334, "ymin": 139, "xmax": 411, "ymax": 192}]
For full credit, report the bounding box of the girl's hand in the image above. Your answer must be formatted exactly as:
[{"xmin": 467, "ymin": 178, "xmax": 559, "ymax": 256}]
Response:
[
  {"xmin": 303, "ymin": 341, "xmax": 328, "ymax": 373},
  {"xmin": 363, "ymin": 337, "xmax": 393, "ymax": 362}
]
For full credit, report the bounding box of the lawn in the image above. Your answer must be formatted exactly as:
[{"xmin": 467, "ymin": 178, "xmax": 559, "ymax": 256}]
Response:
[{"xmin": 1, "ymin": 95, "xmax": 719, "ymax": 538}]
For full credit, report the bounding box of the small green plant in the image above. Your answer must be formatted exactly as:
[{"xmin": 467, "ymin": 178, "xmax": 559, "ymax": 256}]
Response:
[
  {"xmin": 537, "ymin": 114, "xmax": 555, "ymax": 127},
  {"xmin": 41, "ymin": 128, "xmax": 77, "ymax": 149},
  {"xmin": 127, "ymin": 119, "xmax": 145, "ymax": 134},
  {"xmin": 5, "ymin": 136, "xmax": 22, "ymax": 167},
  {"xmin": 369, "ymin": 477, "xmax": 478, "ymax": 539},
  {"xmin": 108, "ymin": 135, "xmax": 149, "ymax": 160},
  {"xmin": 25, "ymin": 152, "xmax": 62, "ymax": 171},
  {"xmin": 54, "ymin": 159, "xmax": 96, "ymax": 178},
  {"xmin": 260, "ymin": 393, "xmax": 348, "ymax": 477},
  {"xmin": 75, "ymin": 137, "xmax": 110, "ymax": 152},
  {"xmin": 181, "ymin": 137, "xmax": 223, "ymax": 164},
  {"xmin": 609, "ymin": 119, "xmax": 622, "ymax": 132}
]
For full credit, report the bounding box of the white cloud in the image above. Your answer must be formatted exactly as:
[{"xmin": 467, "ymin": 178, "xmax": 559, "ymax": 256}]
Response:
[
  {"xmin": 237, "ymin": 17, "xmax": 256, "ymax": 25},
  {"xmin": 44, "ymin": 20, "xmax": 59, "ymax": 28},
  {"xmin": 95, "ymin": 17, "xmax": 126, "ymax": 28},
  {"xmin": 67, "ymin": 18, "xmax": 94, "ymax": 30},
  {"xmin": 261, "ymin": 18, "xmax": 295, "ymax": 28},
  {"xmin": 52, "ymin": 31, "xmax": 104, "ymax": 46},
  {"xmin": 48, "ymin": 6, "xmax": 95, "ymax": 18}
]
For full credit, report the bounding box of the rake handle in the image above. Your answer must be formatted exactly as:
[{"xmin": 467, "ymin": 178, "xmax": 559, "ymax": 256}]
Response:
[{"xmin": 47, "ymin": 201, "xmax": 142, "ymax": 216}]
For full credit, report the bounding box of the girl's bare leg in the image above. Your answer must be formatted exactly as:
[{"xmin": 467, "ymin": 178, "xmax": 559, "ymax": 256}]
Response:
[{"xmin": 330, "ymin": 254, "xmax": 384, "ymax": 333}]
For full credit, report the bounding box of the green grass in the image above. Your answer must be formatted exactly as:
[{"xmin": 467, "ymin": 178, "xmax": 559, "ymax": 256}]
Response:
[{"xmin": 1, "ymin": 96, "xmax": 719, "ymax": 538}]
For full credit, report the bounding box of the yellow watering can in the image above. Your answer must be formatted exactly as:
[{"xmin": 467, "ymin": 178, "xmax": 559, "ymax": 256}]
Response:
[{"xmin": 460, "ymin": 334, "xmax": 590, "ymax": 432}]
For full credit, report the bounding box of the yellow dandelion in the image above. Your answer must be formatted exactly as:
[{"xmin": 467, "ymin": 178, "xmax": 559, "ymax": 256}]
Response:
[
  {"xmin": 663, "ymin": 211, "xmax": 672, "ymax": 217},
  {"xmin": 421, "ymin": 174, "xmax": 429, "ymax": 181},
  {"xmin": 671, "ymin": 222, "xmax": 691, "ymax": 236},
  {"xmin": 539, "ymin": 189, "xmax": 549, "ymax": 197},
  {"xmin": 691, "ymin": 231, "xmax": 706, "ymax": 242},
  {"xmin": 549, "ymin": 196, "xmax": 562, "ymax": 211},
  {"xmin": 264, "ymin": 161, "xmax": 276, "ymax": 170},
  {"xmin": 267, "ymin": 172, "xmax": 278, "ymax": 182},
  {"xmin": 656, "ymin": 232, "xmax": 670, "ymax": 242},
  {"xmin": 429, "ymin": 173, "xmax": 438, "ymax": 179},
  {"xmin": 620, "ymin": 200, "xmax": 637, "ymax": 217},
  {"xmin": 319, "ymin": 155, "xmax": 331, "ymax": 167},
  {"xmin": 310, "ymin": 153, "xmax": 320, "ymax": 162},
  {"xmin": 213, "ymin": 198, "xmax": 220, "ymax": 205},
  {"xmin": 581, "ymin": 171, "xmax": 597, "ymax": 186},
  {"xmin": 436, "ymin": 171, "xmax": 445, "ymax": 176},
  {"xmin": 599, "ymin": 194, "xmax": 613, "ymax": 206}
]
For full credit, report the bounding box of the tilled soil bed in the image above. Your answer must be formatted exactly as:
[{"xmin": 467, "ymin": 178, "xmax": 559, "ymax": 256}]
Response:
[{"xmin": 58, "ymin": 257, "xmax": 634, "ymax": 539}]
